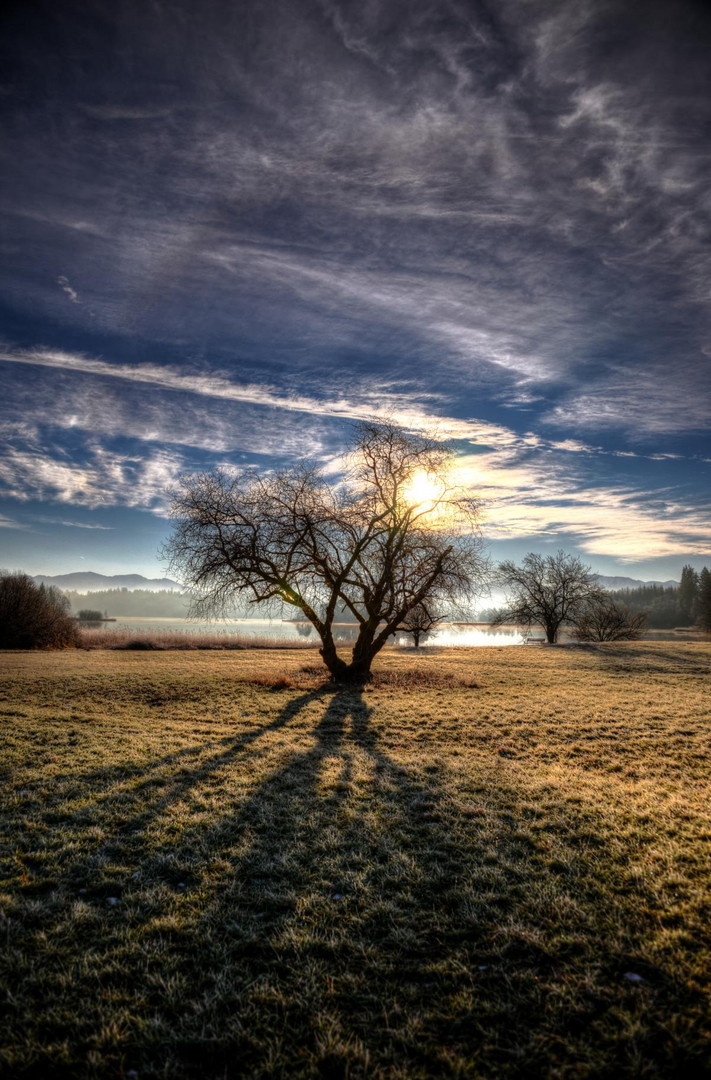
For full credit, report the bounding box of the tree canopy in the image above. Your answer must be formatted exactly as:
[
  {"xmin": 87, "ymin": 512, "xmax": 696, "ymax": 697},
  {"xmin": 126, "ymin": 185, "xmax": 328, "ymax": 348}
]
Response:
[{"xmin": 165, "ymin": 420, "xmax": 485, "ymax": 680}]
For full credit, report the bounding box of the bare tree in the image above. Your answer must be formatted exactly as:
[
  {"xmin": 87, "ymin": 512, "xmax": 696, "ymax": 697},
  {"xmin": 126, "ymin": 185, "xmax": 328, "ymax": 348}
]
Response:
[
  {"xmin": 0, "ymin": 573, "xmax": 78, "ymax": 649},
  {"xmin": 571, "ymin": 595, "xmax": 648, "ymax": 641},
  {"xmin": 492, "ymin": 550, "xmax": 603, "ymax": 644},
  {"xmin": 164, "ymin": 420, "xmax": 485, "ymax": 681},
  {"xmin": 400, "ymin": 602, "xmax": 445, "ymax": 647}
]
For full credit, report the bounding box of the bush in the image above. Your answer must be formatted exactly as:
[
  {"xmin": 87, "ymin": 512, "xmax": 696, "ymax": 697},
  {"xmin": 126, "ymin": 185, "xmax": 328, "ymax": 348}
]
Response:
[{"xmin": 0, "ymin": 573, "xmax": 79, "ymax": 649}]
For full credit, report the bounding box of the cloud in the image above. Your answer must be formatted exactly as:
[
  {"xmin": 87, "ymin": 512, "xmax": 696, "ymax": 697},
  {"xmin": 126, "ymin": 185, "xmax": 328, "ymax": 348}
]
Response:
[
  {"xmin": 0, "ymin": 0, "xmax": 709, "ymax": 572},
  {"xmin": 0, "ymin": 441, "xmax": 183, "ymax": 513},
  {"xmin": 0, "ymin": 0, "xmax": 708, "ymax": 445},
  {"xmin": 79, "ymin": 104, "xmax": 173, "ymax": 121},
  {"xmin": 2, "ymin": 345, "xmax": 708, "ymax": 564},
  {"xmin": 546, "ymin": 363, "xmax": 711, "ymax": 435},
  {"xmin": 0, "ymin": 346, "xmax": 530, "ymax": 451},
  {"xmin": 57, "ymin": 276, "xmax": 79, "ymax": 303},
  {"xmin": 0, "ymin": 514, "xmax": 27, "ymax": 530},
  {"xmin": 36, "ymin": 517, "xmax": 114, "ymax": 530},
  {"xmin": 457, "ymin": 451, "xmax": 711, "ymax": 560}
]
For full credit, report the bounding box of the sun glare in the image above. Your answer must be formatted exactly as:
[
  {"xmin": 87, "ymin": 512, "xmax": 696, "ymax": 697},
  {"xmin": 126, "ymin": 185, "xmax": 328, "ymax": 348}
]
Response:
[{"xmin": 402, "ymin": 470, "xmax": 445, "ymax": 510}]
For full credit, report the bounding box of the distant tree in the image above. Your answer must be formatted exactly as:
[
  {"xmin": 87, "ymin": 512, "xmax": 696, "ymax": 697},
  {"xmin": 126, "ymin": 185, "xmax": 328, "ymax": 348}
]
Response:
[
  {"xmin": 679, "ymin": 565, "xmax": 699, "ymax": 624},
  {"xmin": 492, "ymin": 551, "xmax": 603, "ymax": 644},
  {"xmin": 165, "ymin": 419, "xmax": 485, "ymax": 681},
  {"xmin": 400, "ymin": 602, "xmax": 445, "ymax": 647},
  {"xmin": 697, "ymin": 567, "xmax": 711, "ymax": 633},
  {"xmin": 76, "ymin": 608, "xmax": 104, "ymax": 623},
  {"xmin": 0, "ymin": 573, "xmax": 78, "ymax": 649},
  {"xmin": 571, "ymin": 595, "xmax": 647, "ymax": 642}
]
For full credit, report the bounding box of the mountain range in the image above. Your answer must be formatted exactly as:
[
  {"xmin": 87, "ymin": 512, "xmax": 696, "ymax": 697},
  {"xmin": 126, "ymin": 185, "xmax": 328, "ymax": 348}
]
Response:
[
  {"xmin": 594, "ymin": 575, "xmax": 678, "ymax": 590},
  {"xmin": 31, "ymin": 570, "xmax": 679, "ymax": 594},
  {"xmin": 33, "ymin": 572, "xmax": 184, "ymax": 592}
]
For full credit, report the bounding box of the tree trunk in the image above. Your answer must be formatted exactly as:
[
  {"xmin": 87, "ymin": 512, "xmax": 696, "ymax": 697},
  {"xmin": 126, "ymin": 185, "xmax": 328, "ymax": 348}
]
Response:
[
  {"xmin": 319, "ymin": 636, "xmax": 349, "ymax": 680},
  {"xmin": 319, "ymin": 619, "xmax": 391, "ymax": 683},
  {"xmin": 340, "ymin": 659, "xmax": 375, "ymax": 683},
  {"xmin": 413, "ymin": 630, "xmax": 421, "ymax": 647},
  {"xmin": 319, "ymin": 638, "xmax": 376, "ymax": 683}
]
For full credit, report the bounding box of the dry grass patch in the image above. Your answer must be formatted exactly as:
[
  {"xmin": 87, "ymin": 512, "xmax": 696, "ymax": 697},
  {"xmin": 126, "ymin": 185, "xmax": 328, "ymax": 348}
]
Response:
[
  {"xmin": 243, "ymin": 663, "xmax": 481, "ymax": 691},
  {"xmin": 0, "ymin": 643, "xmax": 709, "ymax": 1079}
]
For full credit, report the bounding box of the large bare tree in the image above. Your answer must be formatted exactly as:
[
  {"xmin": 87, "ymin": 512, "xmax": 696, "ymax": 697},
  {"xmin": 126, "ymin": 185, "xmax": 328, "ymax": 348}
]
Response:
[
  {"xmin": 492, "ymin": 550, "xmax": 603, "ymax": 644},
  {"xmin": 164, "ymin": 420, "xmax": 485, "ymax": 681}
]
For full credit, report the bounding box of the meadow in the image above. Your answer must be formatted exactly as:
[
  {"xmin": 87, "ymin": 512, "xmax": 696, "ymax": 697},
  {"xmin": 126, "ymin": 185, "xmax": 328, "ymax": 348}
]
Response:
[{"xmin": 0, "ymin": 643, "xmax": 709, "ymax": 1078}]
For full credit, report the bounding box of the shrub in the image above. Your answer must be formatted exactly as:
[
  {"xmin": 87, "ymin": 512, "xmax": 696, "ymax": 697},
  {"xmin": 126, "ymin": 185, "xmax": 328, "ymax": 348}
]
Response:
[{"xmin": 0, "ymin": 573, "xmax": 79, "ymax": 649}]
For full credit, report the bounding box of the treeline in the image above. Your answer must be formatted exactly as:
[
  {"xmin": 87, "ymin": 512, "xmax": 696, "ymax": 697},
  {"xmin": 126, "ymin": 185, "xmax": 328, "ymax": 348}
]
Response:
[
  {"xmin": 65, "ymin": 588, "xmax": 190, "ymax": 617},
  {"xmin": 609, "ymin": 565, "xmax": 711, "ymax": 629}
]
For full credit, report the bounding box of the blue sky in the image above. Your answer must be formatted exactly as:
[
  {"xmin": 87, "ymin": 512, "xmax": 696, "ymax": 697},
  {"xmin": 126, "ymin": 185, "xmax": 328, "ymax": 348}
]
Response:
[{"xmin": 0, "ymin": 0, "xmax": 709, "ymax": 581}]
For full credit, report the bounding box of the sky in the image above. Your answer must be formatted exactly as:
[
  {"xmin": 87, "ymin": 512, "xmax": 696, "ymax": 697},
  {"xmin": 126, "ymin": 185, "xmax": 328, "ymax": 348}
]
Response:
[{"xmin": 0, "ymin": 0, "xmax": 709, "ymax": 581}]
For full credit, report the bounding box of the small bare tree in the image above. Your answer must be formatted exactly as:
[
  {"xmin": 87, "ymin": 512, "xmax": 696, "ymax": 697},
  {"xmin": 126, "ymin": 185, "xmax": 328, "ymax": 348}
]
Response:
[
  {"xmin": 571, "ymin": 596, "xmax": 647, "ymax": 641},
  {"xmin": 165, "ymin": 420, "xmax": 485, "ymax": 681},
  {"xmin": 492, "ymin": 550, "xmax": 603, "ymax": 644},
  {"xmin": 400, "ymin": 602, "xmax": 445, "ymax": 647}
]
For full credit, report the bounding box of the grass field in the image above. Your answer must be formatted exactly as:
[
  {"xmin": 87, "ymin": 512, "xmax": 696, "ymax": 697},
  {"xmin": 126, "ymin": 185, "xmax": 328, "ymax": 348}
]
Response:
[{"xmin": 1, "ymin": 643, "xmax": 709, "ymax": 1079}]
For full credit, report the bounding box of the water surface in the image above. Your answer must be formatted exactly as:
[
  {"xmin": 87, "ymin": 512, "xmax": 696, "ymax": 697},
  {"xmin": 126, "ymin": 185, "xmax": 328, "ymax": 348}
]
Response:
[{"xmin": 109, "ymin": 616, "xmax": 524, "ymax": 647}]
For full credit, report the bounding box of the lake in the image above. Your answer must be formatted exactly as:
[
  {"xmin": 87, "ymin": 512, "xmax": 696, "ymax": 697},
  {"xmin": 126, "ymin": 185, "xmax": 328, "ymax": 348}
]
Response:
[{"xmin": 108, "ymin": 616, "xmax": 525, "ymax": 647}]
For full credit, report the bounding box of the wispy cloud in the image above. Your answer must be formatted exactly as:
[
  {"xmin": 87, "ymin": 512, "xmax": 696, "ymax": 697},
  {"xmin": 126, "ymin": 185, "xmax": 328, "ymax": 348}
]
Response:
[
  {"xmin": 56, "ymin": 275, "xmax": 79, "ymax": 303},
  {"xmin": 0, "ymin": 514, "xmax": 28, "ymax": 530},
  {"xmin": 458, "ymin": 452, "xmax": 711, "ymax": 560},
  {"xmin": 0, "ymin": 442, "xmax": 183, "ymax": 513},
  {"xmin": 0, "ymin": 0, "xmax": 709, "ymax": 574},
  {"xmin": 0, "ymin": 347, "xmax": 528, "ymax": 450},
  {"xmin": 36, "ymin": 517, "xmax": 114, "ymax": 530}
]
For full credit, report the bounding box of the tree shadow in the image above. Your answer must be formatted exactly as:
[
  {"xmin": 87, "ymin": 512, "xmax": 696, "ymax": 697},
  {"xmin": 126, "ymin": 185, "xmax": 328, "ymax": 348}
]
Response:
[
  {"xmin": 148, "ymin": 688, "xmax": 610, "ymax": 1075},
  {"xmin": 9, "ymin": 684, "xmax": 703, "ymax": 1078},
  {"xmin": 27, "ymin": 691, "xmax": 326, "ymax": 892},
  {"xmin": 575, "ymin": 642, "xmax": 711, "ymax": 670}
]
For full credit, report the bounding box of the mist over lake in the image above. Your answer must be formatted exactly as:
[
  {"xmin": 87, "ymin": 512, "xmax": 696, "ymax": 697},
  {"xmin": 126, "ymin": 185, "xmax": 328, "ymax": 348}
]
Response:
[{"xmin": 108, "ymin": 616, "xmax": 525, "ymax": 647}]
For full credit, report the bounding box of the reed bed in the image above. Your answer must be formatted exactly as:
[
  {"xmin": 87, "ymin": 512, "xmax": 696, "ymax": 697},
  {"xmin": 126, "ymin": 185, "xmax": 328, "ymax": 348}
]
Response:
[{"xmin": 78, "ymin": 626, "xmax": 317, "ymax": 650}]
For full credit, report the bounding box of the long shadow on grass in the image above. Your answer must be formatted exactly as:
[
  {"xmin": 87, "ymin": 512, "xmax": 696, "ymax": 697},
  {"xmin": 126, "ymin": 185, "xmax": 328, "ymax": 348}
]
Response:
[
  {"xmin": 159, "ymin": 685, "xmax": 705, "ymax": 1079},
  {"xmin": 577, "ymin": 642, "xmax": 711, "ymax": 671},
  {"xmin": 8, "ymin": 684, "xmax": 705, "ymax": 1079},
  {"xmin": 152, "ymin": 687, "xmax": 618, "ymax": 1077},
  {"xmin": 24, "ymin": 691, "xmax": 326, "ymax": 892}
]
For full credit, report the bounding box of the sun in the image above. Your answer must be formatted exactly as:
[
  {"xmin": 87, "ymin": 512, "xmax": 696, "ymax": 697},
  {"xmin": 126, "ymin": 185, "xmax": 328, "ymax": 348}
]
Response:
[{"xmin": 402, "ymin": 469, "xmax": 445, "ymax": 510}]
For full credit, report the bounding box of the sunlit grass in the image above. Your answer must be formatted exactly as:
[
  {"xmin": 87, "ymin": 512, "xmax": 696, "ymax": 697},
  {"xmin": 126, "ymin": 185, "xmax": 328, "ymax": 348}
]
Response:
[{"xmin": 0, "ymin": 644, "xmax": 709, "ymax": 1078}]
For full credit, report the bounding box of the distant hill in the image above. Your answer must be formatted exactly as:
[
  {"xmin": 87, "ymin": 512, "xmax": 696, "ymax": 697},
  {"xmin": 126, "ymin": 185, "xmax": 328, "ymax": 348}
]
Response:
[
  {"xmin": 33, "ymin": 572, "xmax": 183, "ymax": 592},
  {"xmin": 595, "ymin": 575, "xmax": 679, "ymax": 590}
]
